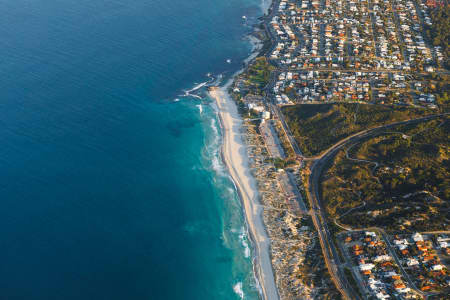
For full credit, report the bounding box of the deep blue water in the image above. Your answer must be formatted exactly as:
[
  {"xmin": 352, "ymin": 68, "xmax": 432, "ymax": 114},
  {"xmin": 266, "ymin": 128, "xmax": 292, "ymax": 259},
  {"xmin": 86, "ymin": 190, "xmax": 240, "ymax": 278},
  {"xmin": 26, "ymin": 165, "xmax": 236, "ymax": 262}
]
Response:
[{"xmin": 0, "ymin": 0, "xmax": 264, "ymax": 299}]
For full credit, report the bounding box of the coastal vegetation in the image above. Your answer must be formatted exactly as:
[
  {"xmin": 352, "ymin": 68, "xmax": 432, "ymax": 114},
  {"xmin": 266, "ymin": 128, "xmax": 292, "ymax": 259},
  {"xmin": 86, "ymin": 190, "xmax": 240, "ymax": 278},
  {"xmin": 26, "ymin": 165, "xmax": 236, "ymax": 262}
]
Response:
[
  {"xmin": 428, "ymin": 73, "xmax": 450, "ymax": 110},
  {"xmin": 242, "ymin": 113, "xmax": 341, "ymax": 299},
  {"xmin": 281, "ymin": 103, "xmax": 431, "ymax": 156},
  {"xmin": 424, "ymin": 5, "xmax": 450, "ymax": 109},
  {"xmin": 425, "ymin": 5, "xmax": 450, "ymax": 68},
  {"xmin": 227, "ymin": 0, "xmax": 450, "ymax": 297},
  {"xmin": 299, "ymin": 233, "xmax": 343, "ymax": 300},
  {"xmin": 244, "ymin": 57, "xmax": 274, "ymax": 92},
  {"xmin": 230, "ymin": 56, "xmax": 274, "ymax": 117},
  {"xmin": 231, "ymin": 56, "xmax": 274, "ymax": 99},
  {"xmin": 273, "ymin": 121, "xmax": 296, "ymax": 159},
  {"xmin": 271, "ymin": 157, "xmax": 296, "ymax": 170},
  {"xmin": 320, "ymin": 116, "xmax": 449, "ymax": 232}
]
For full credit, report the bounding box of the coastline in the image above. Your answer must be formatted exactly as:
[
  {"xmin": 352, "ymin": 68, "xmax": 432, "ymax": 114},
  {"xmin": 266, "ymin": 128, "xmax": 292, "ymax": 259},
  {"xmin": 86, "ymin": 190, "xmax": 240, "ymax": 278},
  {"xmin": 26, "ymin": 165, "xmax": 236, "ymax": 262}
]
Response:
[
  {"xmin": 208, "ymin": 1, "xmax": 278, "ymax": 298},
  {"xmin": 209, "ymin": 78, "xmax": 279, "ymax": 300}
]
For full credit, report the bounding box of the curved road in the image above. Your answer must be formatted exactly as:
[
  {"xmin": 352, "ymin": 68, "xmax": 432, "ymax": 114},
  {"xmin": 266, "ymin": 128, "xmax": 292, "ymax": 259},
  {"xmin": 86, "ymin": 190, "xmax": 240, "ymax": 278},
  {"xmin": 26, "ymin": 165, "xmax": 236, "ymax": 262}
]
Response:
[
  {"xmin": 301, "ymin": 114, "xmax": 448, "ymax": 300},
  {"xmin": 259, "ymin": 1, "xmax": 448, "ymax": 297}
]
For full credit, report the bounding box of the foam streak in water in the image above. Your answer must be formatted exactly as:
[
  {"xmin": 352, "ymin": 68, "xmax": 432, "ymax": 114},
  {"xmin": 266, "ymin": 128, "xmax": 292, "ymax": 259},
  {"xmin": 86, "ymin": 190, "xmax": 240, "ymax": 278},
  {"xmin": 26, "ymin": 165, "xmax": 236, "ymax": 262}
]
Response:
[
  {"xmin": 233, "ymin": 282, "xmax": 245, "ymax": 299},
  {"xmin": 239, "ymin": 226, "xmax": 251, "ymax": 258},
  {"xmin": 196, "ymin": 104, "xmax": 203, "ymax": 114}
]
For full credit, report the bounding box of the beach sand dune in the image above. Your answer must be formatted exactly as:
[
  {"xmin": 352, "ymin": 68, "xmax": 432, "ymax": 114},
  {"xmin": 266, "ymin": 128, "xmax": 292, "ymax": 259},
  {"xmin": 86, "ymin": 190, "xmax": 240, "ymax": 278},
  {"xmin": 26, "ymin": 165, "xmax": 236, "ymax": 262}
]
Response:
[{"xmin": 210, "ymin": 87, "xmax": 279, "ymax": 300}]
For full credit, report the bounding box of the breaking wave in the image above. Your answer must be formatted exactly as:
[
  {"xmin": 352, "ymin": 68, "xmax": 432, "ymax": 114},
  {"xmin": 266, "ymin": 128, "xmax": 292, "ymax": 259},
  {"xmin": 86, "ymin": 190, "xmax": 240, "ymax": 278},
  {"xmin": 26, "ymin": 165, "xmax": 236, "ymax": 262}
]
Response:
[
  {"xmin": 196, "ymin": 88, "xmax": 259, "ymax": 300},
  {"xmin": 233, "ymin": 282, "xmax": 245, "ymax": 299},
  {"xmin": 196, "ymin": 104, "xmax": 203, "ymax": 114},
  {"xmin": 239, "ymin": 226, "xmax": 251, "ymax": 258}
]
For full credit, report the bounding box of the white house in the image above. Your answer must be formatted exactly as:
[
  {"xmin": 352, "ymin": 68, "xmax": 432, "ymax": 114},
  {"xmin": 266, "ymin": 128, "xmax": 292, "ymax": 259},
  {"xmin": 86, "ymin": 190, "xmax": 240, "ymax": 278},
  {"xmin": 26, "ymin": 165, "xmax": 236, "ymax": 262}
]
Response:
[
  {"xmin": 374, "ymin": 255, "xmax": 392, "ymax": 262},
  {"xmin": 412, "ymin": 232, "xmax": 423, "ymax": 242},
  {"xmin": 431, "ymin": 264, "xmax": 444, "ymax": 271},
  {"xmin": 359, "ymin": 263, "xmax": 375, "ymax": 271},
  {"xmin": 407, "ymin": 258, "xmax": 419, "ymax": 267}
]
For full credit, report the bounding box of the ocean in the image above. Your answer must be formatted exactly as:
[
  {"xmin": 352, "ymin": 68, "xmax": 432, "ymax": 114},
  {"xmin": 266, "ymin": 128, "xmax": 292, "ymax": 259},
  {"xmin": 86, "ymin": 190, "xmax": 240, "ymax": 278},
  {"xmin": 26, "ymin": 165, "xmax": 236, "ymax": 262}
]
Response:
[{"xmin": 0, "ymin": 0, "xmax": 266, "ymax": 299}]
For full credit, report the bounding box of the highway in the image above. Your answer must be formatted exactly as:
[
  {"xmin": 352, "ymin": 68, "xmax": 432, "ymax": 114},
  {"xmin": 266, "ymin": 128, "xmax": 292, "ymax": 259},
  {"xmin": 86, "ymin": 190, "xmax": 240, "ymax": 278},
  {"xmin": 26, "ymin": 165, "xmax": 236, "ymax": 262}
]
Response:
[
  {"xmin": 308, "ymin": 155, "xmax": 358, "ymax": 300},
  {"xmin": 279, "ymin": 111, "xmax": 447, "ymax": 300},
  {"xmin": 258, "ymin": 2, "xmax": 448, "ymax": 297},
  {"xmin": 270, "ymin": 103, "xmax": 303, "ymax": 156},
  {"xmin": 307, "ymin": 113, "xmax": 447, "ymax": 299}
]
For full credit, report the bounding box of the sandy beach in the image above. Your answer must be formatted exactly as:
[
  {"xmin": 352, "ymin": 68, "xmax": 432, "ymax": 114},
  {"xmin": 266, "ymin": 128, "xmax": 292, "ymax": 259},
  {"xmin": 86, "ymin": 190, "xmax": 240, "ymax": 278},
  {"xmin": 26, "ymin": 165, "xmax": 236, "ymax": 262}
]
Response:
[{"xmin": 209, "ymin": 86, "xmax": 279, "ymax": 300}]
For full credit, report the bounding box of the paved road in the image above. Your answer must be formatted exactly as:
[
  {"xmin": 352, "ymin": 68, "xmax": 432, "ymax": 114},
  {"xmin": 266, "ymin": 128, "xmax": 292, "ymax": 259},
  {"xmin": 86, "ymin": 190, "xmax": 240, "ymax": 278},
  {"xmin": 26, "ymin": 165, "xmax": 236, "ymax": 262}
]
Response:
[
  {"xmin": 305, "ymin": 113, "xmax": 447, "ymax": 299},
  {"xmin": 308, "ymin": 157, "xmax": 358, "ymax": 300},
  {"xmin": 377, "ymin": 228, "xmax": 424, "ymax": 296},
  {"xmin": 258, "ymin": 1, "xmax": 448, "ymax": 297},
  {"xmin": 270, "ymin": 103, "xmax": 303, "ymax": 156},
  {"xmin": 308, "ymin": 113, "xmax": 448, "ymax": 161},
  {"xmin": 279, "ymin": 113, "xmax": 447, "ymax": 300},
  {"xmin": 340, "ymin": 227, "xmax": 426, "ymax": 297}
]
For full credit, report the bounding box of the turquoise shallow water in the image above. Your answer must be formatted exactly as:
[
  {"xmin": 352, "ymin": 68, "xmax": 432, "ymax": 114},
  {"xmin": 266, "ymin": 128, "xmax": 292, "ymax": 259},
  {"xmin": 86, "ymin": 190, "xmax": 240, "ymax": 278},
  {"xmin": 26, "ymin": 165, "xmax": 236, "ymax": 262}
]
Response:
[{"xmin": 0, "ymin": 0, "xmax": 264, "ymax": 299}]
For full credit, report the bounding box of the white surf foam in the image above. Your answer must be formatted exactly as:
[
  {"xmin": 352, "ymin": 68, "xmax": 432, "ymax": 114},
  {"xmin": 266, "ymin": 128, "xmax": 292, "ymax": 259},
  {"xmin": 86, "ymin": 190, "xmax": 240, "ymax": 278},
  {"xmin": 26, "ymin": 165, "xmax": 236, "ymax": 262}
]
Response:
[
  {"xmin": 239, "ymin": 226, "xmax": 251, "ymax": 258},
  {"xmin": 196, "ymin": 104, "xmax": 203, "ymax": 114},
  {"xmin": 196, "ymin": 102, "xmax": 256, "ymax": 299},
  {"xmin": 188, "ymin": 82, "xmax": 206, "ymax": 93},
  {"xmin": 227, "ymin": 187, "xmax": 235, "ymax": 195},
  {"xmin": 207, "ymin": 117, "xmax": 227, "ymax": 177},
  {"xmin": 182, "ymin": 74, "xmax": 216, "ymax": 98},
  {"xmin": 233, "ymin": 282, "xmax": 245, "ymax": 299}
]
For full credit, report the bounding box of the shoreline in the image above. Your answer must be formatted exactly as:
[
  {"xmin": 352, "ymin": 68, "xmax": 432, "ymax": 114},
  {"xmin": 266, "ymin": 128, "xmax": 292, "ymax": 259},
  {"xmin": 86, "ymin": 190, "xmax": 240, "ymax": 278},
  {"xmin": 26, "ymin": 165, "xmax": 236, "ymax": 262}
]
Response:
[
  {"xmin": 209, "ymin": 1, "xmax": 277, "ymax": 298},
  {"xmin": 209, "ymin": 81, "xmax": 279, "ymax": 300}
]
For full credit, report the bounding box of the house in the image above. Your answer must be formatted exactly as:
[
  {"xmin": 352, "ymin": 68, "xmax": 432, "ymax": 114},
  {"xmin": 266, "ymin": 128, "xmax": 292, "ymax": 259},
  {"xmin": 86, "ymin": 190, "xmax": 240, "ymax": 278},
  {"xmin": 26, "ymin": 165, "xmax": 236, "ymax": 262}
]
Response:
[
  {"xmin": 374, "ymin": 255, "xmax": 392, "ymax": 262},
  {"xmin": 431, "ymin": 264, "xmax": 444, "ymax": 271},
  {"xmin": 397, "ymin": 287, "xmax": 411, "ymax": 294},
  {"xmin": 394, "ymin": 239, "xmax": 409, "ymax": 246},
  {"xmin": 437, "ymin": 236, "xmax": 450, "ymax": 242},
  {"xmin": 439, "ymin": 241, "xmax": 448, "ymax": 249},
  {"xmin": 360, "ymin": 263, "xmax": 375, "ymax": 271},
  {"xmin": 363, "ymin": 269, "xmax": 372, "ymax": 275},
  {"xmin": 375, "ymin": 291, "xmax": 390, "ymax": 299},
  {"xmin": 412, "ymin": 232, "xmax": 423, "ymax": 242},
  {"xmin": 248, "ymin": 103, "xmax": 264, "ymax": 113},
  {"xmin": 393, "ymin": 280, "xmax": 406, "ymax": 290},
  {"xmin": 407, "ymin": 258, "xmax": 419, "ymax": 267}
]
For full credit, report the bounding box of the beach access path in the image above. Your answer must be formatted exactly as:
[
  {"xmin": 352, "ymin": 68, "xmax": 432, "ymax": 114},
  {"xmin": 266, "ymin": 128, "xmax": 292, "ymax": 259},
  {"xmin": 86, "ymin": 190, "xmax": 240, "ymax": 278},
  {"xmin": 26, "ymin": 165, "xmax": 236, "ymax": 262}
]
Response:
[{"xmin": 209, "ymin": 86, "xmax": 279, "ymax": 300}]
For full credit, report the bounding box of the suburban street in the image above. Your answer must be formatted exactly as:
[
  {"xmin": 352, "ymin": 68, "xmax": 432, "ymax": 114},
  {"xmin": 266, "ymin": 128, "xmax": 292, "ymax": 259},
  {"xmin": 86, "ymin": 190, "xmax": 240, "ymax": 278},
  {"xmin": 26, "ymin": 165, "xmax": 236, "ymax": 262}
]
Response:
[
  {"xmin": 251, "ymin": 0, "xmax": 449, "ymax": 297},
  {"xmin": 273, "ymin": 111, "xmax": 447, "ymax": 300}
]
